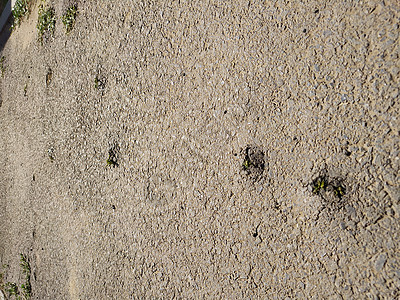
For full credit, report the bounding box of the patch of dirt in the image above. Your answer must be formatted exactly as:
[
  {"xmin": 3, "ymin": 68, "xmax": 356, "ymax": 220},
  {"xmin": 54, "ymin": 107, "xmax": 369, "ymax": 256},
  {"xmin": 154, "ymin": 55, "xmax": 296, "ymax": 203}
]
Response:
[
  {"xmin": 241, "ymin": 145, "xmax": 265, "ymax": 182},
  {"xmin": 0, "ymin": 0, "xmax": 399, "ymax": 299}
]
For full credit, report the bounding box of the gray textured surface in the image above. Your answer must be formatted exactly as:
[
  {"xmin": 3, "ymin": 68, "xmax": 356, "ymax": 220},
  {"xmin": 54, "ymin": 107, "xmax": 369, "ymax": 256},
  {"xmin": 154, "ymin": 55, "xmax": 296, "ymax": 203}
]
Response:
[{"xmin": 0, "ymin": 0, "xmax": 399, "ymax": 298}]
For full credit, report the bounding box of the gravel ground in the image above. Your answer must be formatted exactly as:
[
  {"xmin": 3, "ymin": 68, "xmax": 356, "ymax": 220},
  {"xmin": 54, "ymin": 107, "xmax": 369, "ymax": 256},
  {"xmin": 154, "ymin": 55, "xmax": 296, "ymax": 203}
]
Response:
[{"xmin": 0, "ymin": 0, "xmax": 399, "ymax": 299}]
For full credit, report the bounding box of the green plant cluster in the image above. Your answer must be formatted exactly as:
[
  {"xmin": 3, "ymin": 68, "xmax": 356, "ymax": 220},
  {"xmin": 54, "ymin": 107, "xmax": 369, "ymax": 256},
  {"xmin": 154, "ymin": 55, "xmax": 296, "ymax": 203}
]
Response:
[
  {"xmin": 61, "ymin": 5, "xmax": 78, "ymax": 33},
  {"xmin": 37, "ymin": 4, "xmax": 56, "ymax": 43},
  {"xmin": 242, "ymin": 157, "xmax": 253, "ymax": 171},
  {"xmin": 0, "ymin": 56, "xmax": 5, "ymax": 77},
  {"xmin": 312, "ymin": 176, "xmax": 326, "ymax": 195},
  {"xmin": 11, "ymin": 0, "xmax": 29, "ymax": 31},
  {"xmin": 94, "ymin": 76, "xmax": 106, "ymax": 90},
  {"xmin": 0, "ymin": 254, "xmax": 31, "ymax": 300},
  {"xmin": 19, "ymin": 254, "xmax": 31, "ymax": 299},
  {"xmin": 312, "ymin": 176, "xmax": 346, "ymax": 200},
  {"xmin": 107, "ymin": 152, "xmax": 118, "ymax": 167}
]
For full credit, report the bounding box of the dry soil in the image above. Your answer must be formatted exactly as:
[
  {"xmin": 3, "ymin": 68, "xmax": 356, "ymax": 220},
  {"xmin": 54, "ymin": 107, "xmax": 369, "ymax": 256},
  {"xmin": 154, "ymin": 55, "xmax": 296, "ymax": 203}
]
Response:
[{"xmin": 0, "ymin": 0, "xmax": 399, "ymax": 299}]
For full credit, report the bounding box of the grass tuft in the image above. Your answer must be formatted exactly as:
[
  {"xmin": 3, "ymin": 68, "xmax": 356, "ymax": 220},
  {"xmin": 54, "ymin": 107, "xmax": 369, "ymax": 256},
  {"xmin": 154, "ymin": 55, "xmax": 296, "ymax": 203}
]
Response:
[
  {"xmin": 0, "ymin": 56, "xmax": 5, "ymax": 77},
  {"xmin": 107, "ymin": 146, "xmax": 119, "ymax": 167},
  {"xmin": 0, "ymin": 255, "xmax": 31, "ymax": 299},
  {"xmin": 11, "ymin": 0, "xmax": 29, "ymax": 31},
  {"xmin": 37, "ymin": 4, "xmax": 56, "ymax": 44},
  {"xmin": 61, "ymin": 5, "xmax": 78, "ymax": 34},
  {"xmin": 312, "ymin": 176, "xmax": 326, "ymax": 195},
  {"xmin": 19, "ymin": 254, "xmax": 31, "ymax": 299}
]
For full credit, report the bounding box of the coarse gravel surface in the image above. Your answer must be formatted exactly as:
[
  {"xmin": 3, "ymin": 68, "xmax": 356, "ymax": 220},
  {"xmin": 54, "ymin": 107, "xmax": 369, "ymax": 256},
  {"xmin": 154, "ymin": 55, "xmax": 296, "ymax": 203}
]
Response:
[{"xmin": 0, "ymin": 0, "xmax": 399, "ymax": 299}]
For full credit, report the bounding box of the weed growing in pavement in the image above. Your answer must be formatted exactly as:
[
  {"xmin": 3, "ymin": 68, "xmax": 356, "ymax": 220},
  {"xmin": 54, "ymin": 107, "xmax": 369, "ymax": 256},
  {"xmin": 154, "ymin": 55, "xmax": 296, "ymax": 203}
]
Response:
[
  {"xmin": 61, "ymin": 5, "xmax": 78, "ymax": 33},
  {"xmin": 312, "ymin": 176, "xmax": 326, "ymax": 195},
  {"xmin": 0, "ymin": 56, "xmax": 5, "ymax": 77},
  {"xmin": 242, "ymin": 156, "xmax": 253, "ymax": 170},
  {"xmin": 310, "ymin": 173, "xmax": 347, "ymax": 208},
  {"xmin": 332, "ymin": 183, "xmax": 346, "ymax": 200},
  {"xmin": 0, "ymin": 254, "xmax": 31, "ymax": 300},
  {"xmin": 240, "ymin": 145, "xmax": 265, "ymax": 181},
  {"xmin": 5, "ymin": 282, "xmax": 19, "ymax": 297},
  {"xmin": 107, "ymin": 147, "xmax": 118, "ymax": 167},
  {"xmin": 47, "ymin": 147, "xmax": 55, "ymax": 162},
  {"xmin": 106, "ymin": 157, "xmax": 117, "ymax": 167},
  {"xmin": 46, "ymin": 68, "xmax": 53, "ymax": 86},
  {"xmin": 94, "ymin": 76, "xmax": 100, "ymax": 89},
  {"xmin": 37, "ymin": 4, "xmax": 55, "ymax": 44},
  {"xmin": 19, "ymin": 254, "xmax": 31, "ymax": 300},
  {"xmin": 11, "ymin": 0, "xmax": 29, "ymax": 31},
  {"xmin": 94, "ymin": 76, "xmax": 105, "ymax": 90}
]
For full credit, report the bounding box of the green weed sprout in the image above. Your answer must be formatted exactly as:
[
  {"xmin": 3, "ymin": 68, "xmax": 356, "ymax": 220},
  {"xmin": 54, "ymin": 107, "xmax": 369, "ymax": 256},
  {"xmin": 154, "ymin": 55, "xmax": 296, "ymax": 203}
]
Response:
[
  {"xmin": 333, "ymin": 185, "xmax": 346, "ymax": 199},
  {"xmin": 0, "ymin": 56, "xmax": 5, "ymax": 77},
  {"xmin": 312, "ymin": 176, "xmax": 326, "ymax": 195},
  {"xmin": 37, "ymin": 4, "xmax": 55, "ymax": 44},
  {"xmin": 19, "ymin": 254, "xmax": 31, "ymax": 299},
  {"xmin": 11, "ymin": 0, "xmax": 29, "ymax": 31},
  {"xmin": 61, "ymin": 5, "xmax": 77, "ymax": 33},
  {"xmin": 5, "ymin": 282, "xmax": 19, "ymax": 297},
  {"xmin": 242, "ymin": 157, "xmax": 253, "ymax": 171}
]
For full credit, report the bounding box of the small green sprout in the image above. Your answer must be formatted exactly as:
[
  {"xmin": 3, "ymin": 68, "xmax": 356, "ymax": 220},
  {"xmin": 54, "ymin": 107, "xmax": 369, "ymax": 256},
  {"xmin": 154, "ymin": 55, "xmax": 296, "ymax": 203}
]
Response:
[
  {"xmin": 11, "ymin": 0, "xmax": 29, "ymax": 31},
  {"xmin": 0, "ymin": 56, "xmax": 5, "ymax": 77},
  {"xmin": 37, "ymin": 4, "xmax": 56, "ymax": 44},
  {"xmin": 46, "ymin": 68, "xmax": 53, "ymax": 86},
  {"xmin": 312, "ymin": 176, "xmax": 326, "ymax": 195},
  {"xmin": 242, "ymin": 157, "xmax": 253, "ymax": 171},
  {"xmin": 95, "ymin": 76, "xmax": 105, "ymax": 90},
  {"xmin": 106, "ymin": 147, "xmax": 118, "ymax": 167},
  {"xmin": 5, "ymin": 282, "xmax": 19, "ymax": 296},
  {"xmin": 333, "ymin": 185, "xmax": 346, "ymax": 199},
  {"xmin": 0, "ymin": 255, "xmax": 31, "ymax": 300},
  {"xmin": 48, "ymin": 148, "xmax": 55, "ymax": 161},
  {"xmin": 95, "ymin": 76, "xmax": 100, "ymax": 89},
  {"xmin": 61, "ymin": 5, "xmax": 78, "ymax": 34},
  {"xmin": 19, "ymin": 254, "xmax": 31, "ymax": 299},
  {"xmin": 106, "ymin": 158, "xmax": 117, "ymax": 167}
]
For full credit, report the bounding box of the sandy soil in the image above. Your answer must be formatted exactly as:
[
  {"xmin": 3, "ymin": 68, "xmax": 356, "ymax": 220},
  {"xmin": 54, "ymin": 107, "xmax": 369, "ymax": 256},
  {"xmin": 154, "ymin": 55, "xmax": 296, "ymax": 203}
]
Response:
[{"xmin": 0, "ymin": 0, "xmax": 399, "ymax": 299}]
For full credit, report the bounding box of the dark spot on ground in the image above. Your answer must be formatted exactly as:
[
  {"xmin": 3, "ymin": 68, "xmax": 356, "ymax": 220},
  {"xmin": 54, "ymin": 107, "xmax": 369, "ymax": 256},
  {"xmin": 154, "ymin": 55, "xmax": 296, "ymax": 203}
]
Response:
[
  {"xmin": 241, "ymin": 145, "xmax": 265, "ymax": 181},
  {"xmin": 311, "ymin": 172, "xmax": 348, "ymax": 209}
]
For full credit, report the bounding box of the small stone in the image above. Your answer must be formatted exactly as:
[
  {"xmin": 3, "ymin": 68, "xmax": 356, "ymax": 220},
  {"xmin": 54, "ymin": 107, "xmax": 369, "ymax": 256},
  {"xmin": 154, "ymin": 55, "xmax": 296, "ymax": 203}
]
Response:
[{"xmin": 375, "ymin": 253, "xmax": 387, "ymax": 272}]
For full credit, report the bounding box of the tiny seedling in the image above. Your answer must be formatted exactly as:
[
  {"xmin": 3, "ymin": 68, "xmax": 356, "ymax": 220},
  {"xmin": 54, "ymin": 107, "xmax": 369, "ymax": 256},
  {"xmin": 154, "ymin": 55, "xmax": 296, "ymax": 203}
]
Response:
[
  {"xmin": 61, "ymin": 5, "xmax": 78, "ymax": 33},
  {"xmin": 332, "ymin": 184, "xmax": 346, "ymax": 200},
  {"xmin": 94, "ymin": 76, "xmax": 100, "ymax": 89},
  {"xmin": 37, "ymin": 4, "xmax": 56, "ymax": 44},
  {"xmin": 5, "ymin": 282, "xmax": 19, "ymax": 297},
  {"xmin": 311, "ymin": 174, "xmax": 347, "ymax": 206},
  {"xmin": 24, "ymin": 84, "xmax": 27, "ymax": 96},
  {"xmin": 94, "ymin": 76, "xmax": 105, "ymax": 90},
  {"xmin": 11, "ymin": 0, "xmax": 29, "ymax": 31},
  {"xmin": 240, "ymin": 145, "xmax": 265, "ymax": 182},
  {"xmin": 106, "ymin": 158, "xmax": 117, "ymax": 167},
  {"xmin": 242, "ymin": 157, "xmax": 253, "ymax": 171},
  {"xmin": 312, "ymin": 176, "xmax": 326, "ymax": 195},
  {"xmin": 0, "ymin": 255, "xmax": 31, "ymax": 300},
  {"xmin": 48, "ymin": 148, "xmax": 55, "ymax": 161},
  {"xmin": 46, "ymin": 68, "xmax": 53, "ymax": 86},
  {"xmin": 0, "ymin": 56, "xmax": 5, "ymax": 77},
  {"xmin": 19, "ymin": 254, "xmax": 31, "ymax": 299},
  {"xmin": 106, "ymin": 147, "xmax": 118, "ymax": 167}
]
